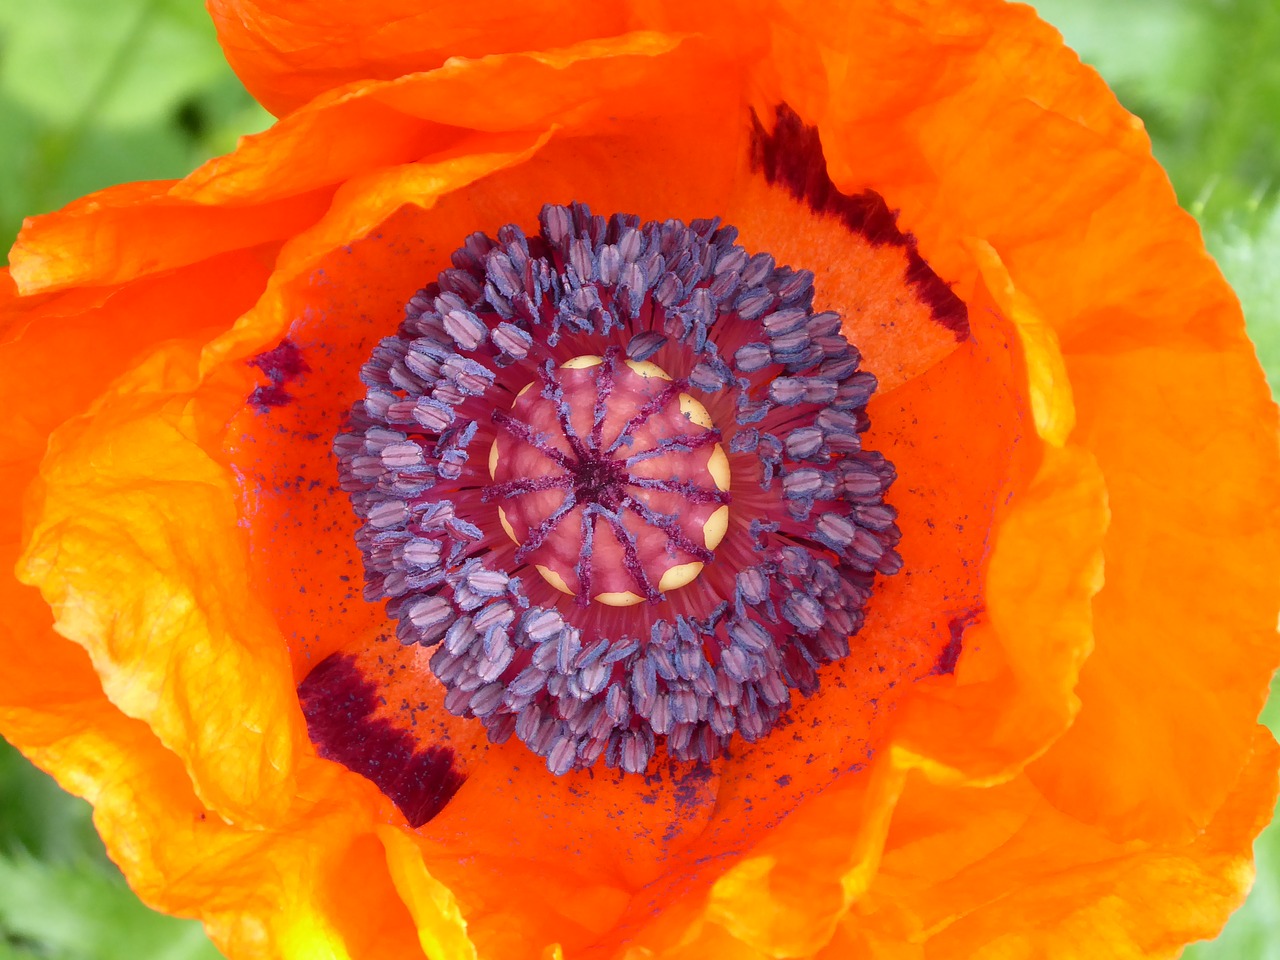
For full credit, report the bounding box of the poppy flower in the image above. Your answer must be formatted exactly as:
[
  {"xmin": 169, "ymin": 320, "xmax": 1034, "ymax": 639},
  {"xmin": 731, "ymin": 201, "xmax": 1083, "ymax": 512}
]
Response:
[{"xmin": 3, "ymin": 0, "xmax": 1279, "ymax": 957}]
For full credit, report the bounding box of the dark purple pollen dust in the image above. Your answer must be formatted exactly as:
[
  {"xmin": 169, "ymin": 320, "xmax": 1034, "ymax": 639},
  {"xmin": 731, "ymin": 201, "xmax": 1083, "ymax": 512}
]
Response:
[
  {"xmin": 332, "ymin": 202, "xmax": 903, "ymax": 777},
  {"xmin": 248, "ymin": 339, "xmax": 310, "ymax": 410}
]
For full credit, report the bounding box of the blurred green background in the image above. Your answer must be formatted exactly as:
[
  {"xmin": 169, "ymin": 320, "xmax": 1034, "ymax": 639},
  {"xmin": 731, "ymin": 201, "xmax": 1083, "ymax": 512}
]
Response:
[{"xmin": 0, "ymin": 0, "xmax": 1277, "ymax": 957}]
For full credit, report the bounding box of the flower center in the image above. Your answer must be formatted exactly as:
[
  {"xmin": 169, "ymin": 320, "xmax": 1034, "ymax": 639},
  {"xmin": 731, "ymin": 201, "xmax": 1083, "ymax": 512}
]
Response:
[
  {"xmin": 487, "ymin": 354, "xmax": 730, "ymax": 606},
  {"xmin": 335, "ymin": 202, "xmax": 902, "ymax": 776}
]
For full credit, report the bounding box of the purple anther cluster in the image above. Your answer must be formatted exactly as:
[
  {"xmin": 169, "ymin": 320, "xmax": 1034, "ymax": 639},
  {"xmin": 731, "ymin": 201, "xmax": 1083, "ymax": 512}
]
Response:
[{"xmin": 334, "ymin": 202, "xmax": 902, "ymax": 775}]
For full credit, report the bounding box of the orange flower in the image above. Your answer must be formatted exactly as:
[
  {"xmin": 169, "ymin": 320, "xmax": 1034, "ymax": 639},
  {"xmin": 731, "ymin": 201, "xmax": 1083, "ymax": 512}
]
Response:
[{"xmin": 3, "ymin": 1, "xmax": 1279, "ymax": 957}]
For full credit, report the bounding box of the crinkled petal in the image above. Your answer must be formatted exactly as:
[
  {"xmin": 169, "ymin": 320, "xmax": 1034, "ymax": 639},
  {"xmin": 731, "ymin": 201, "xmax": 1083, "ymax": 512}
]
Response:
[
  {"xmin": 847, "ymin": 726, "xmax": 1280, "ymax": 958},
  {"xmin": 10, "ymin": 32, "xmax": 703, "ymax": 297},
  {"xmin": 8, "ymin": 183, "xmax": 327, "ymax": 296},
  {"xmin": 890, "ymin": 442, "xmax": 1106, "ymax": 787},
  {"xmin": 1028, "ymin": 337, "xmax": 1280, "ymax": 840},
  {"xmin": 17, "ymin": 341, "xmax": 307, "ymax": 822},
  {"xmin": 762, "ymin": 0, "xmax": 1280, "ymax": 843},
  {"xmin": 206, "ymin": 0, "xmax": 765, "ymax": 118},
  {"xmin": 207, "ymin": 0, "xmax": 632, "ymax": 116}
]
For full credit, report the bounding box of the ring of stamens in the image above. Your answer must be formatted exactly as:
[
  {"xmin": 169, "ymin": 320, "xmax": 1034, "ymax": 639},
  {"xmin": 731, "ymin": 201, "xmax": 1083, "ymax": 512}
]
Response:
[
  {"xmin": 486, "ymin": 352, "xmax": 731, "ymax": 607},
  {"xmin": 334, "ymin": 202, "xmax": 903, "ymax": 776}
]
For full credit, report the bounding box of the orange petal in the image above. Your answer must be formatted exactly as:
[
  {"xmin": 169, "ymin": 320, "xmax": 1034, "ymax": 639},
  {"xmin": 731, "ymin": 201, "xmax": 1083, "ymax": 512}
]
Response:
[
  {"xmin": 16, "ymin": 340, "xmax": 308, "ymax": 822},
  {"xmin": 1028, "ymin": 337, "xmax": 1280, "ymax": 840},
  {"xmin": 890, "ymin": 441, "xmax": 1107, "ymax": 787},
  {"xmin": 853, "ymin": 726, "xmax": 1280, "ymax": 958},
  {"xmin": 761, "ymin": 0, "xmax": 1280, "ymax": 844},
  {"xmin": 207, "ymin": 0, "xmax": 632, "ymax": 116},
  {"xmin": 206, "ymin": 0, "xmax": 767, "ymax": 118},
  {"xmin": 0, "ymin": 250, "xmax": 273, "ymax": 759},
  {"xmin": 883, "ymin": 258, "xmax": 1108, "ymax": 786},
  {"xmin": 9, "ymin": 182, "xmax": 326, "ymax": 296}
]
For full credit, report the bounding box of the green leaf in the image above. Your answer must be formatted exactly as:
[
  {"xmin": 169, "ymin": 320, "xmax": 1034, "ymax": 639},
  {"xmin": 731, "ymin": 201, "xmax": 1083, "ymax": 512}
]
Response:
[
  {"xmin": 1206, "ymin": 201, "xmax": 1280, "ymax": 395},
  {"xmin": 0, "ymin": 852, "xmax": 224, "ymax": 960},
  {"xmin": 1031, "ymin": 0, "xmax": 1280, "ymax": 228},
  {"xmin": 0, "ymin": 740, "xmax": 105, "ymax": 866},
  {"xmin": 1183, "ymin": 673, "xmax": 1280, "ymax": 959},
  {"xmin": 0, "ymin": 0, "xmax": 225, "ymax": 128},
  {"xmin": 0, "ymin": 0, "xmax": 270, "ymax": 256}
]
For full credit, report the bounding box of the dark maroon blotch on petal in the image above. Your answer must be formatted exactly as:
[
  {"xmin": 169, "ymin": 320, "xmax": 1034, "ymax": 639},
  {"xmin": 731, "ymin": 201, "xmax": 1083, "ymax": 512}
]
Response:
[
  {"xmin": 931, "ymin": 609, "xmax": 982, "ymax": 676},
  {"xmin": 749, "ymin": 104, "xmax": 970, "ymax": 340},
  {"xmin": 248, "ymin": 338, "xmax": 310, "ymax": 410},
  {"xmin": 298, "ymin": 652, "xmax": 465, "ymax": 827}
]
